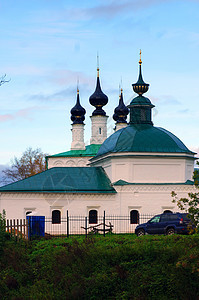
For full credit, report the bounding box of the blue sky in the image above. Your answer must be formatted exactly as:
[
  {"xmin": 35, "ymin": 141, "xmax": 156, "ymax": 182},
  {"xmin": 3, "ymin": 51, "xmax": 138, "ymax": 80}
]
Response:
[{"xmin": 0, "ymin": 0, "xmax": 199, "ymax": 167}]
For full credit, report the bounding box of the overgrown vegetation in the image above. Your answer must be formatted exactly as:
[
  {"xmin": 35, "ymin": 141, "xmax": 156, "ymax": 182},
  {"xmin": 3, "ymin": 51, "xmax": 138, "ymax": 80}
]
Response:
[
  {"xmin": 172, "ymin": 162, "xmax": 199, "ymax": 231},
  {"xmin": 0, "ymin": 234, "xmax": 199, "ymax": 299}
]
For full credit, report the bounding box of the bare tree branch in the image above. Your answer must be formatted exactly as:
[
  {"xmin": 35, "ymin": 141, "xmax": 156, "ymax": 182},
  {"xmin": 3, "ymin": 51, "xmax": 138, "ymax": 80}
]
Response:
[{"xmin": 0, "ymin": 74, "xmax": 10, "ymax": 86}]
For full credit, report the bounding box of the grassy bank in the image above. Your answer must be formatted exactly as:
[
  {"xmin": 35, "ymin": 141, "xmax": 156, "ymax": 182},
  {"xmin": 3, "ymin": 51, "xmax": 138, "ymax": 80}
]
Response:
[{"xmin": 0, "ymin": 234, "xmax": 199, "ymax": 299}]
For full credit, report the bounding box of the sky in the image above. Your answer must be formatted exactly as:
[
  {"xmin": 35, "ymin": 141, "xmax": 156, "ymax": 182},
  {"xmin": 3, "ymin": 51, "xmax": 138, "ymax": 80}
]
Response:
[{"xmin": 0, "ymin": 0, "xmax": 199, "ymax": 171}]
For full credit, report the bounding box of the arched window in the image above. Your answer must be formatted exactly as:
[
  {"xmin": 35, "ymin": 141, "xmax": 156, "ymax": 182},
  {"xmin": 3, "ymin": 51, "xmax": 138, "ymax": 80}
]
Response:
[
  {"xmin": 26, "ymin": 211, "xmax": 32, "ymax": 216},
  {"xmin": 52, "ymin": 210, "xmax": 61, "ymax": 224},
  {"xmin": 163, "ymin": 210, "xmax": 172, "ymax": 214},
  {"xmin": 130, "ymin": 210, "xmax": 139, "ymax": 224},
  {"xmin": 89, "ymin": 210, "xmax": 98, "ymax": 224}
]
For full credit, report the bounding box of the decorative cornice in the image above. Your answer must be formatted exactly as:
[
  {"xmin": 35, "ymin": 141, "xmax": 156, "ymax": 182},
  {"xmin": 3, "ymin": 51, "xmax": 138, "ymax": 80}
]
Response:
[
  {"xmin": 91, "ymin": 151, "xmax": 195, "ymax": 164},
  {"xmin": 114, "ymin": 185, "xmax": 196, "ymax": 192},
  {"xmin": 0, "ymin": 192, "xmax": 116, "ymax": 200}
]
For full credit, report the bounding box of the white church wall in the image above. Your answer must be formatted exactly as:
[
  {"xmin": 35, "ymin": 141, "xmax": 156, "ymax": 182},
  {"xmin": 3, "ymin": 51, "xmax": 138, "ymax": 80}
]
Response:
[
  {"xmin": 91, "ymin": 154, "xmax": 195, "ymax": 183},
  {"xmin": 48, "ymin": 157, "xmax": 91, "ymax": 168},
  {"xmin": 90, "ymin": 115, "xmax": 108, "ymax": 145},
  {"xmin": 185, "ymin": 161, "xmax": 195, "ymax": 181},
  {"xmin": 0, "ymin": 184, "xmax": 195, "ymax": 220}
]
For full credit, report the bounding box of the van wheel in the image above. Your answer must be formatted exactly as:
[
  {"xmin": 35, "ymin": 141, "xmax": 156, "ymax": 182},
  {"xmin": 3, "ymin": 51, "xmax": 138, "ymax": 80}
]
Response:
[
  {"xmin": 137, "ymin": 229, "xmax": 145, "ymax": 236},
  {"xmin": 166, "ymin": 228, "xmax": 175, "ymax": 235}
]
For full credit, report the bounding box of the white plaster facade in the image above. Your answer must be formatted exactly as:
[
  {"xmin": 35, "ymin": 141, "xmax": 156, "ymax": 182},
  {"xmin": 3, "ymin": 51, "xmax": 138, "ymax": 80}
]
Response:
[
  {"xmin": 90, "ymin": 152, "xmax": 195, "ymax": 183},
  {"xmin": 47, "ymin": 156, "xmax": 90, "ymax": 168},
  {"xmin": 115, "ymin": 123, "xmax": 128, "ymax": 131},
  {"xmin": 0, "ymin": 184, "xmax": 195, "ymax": 227},
  {"xmin": 71, "ymin": 124, "xmax": 85, "ymax": 150},
  {"xmin": 90, "ymin": 115, "xmax": 108, "ymax": 144}
]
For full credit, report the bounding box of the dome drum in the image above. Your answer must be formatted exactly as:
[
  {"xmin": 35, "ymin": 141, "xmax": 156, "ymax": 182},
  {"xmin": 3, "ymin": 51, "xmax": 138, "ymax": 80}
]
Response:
[{"xmin": 129, "ymin": 107, "xmax": 152, "ymax": 125}]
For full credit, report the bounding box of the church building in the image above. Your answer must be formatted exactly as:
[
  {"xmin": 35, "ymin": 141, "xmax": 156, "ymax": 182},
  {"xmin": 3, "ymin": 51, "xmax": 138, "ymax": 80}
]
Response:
[{"xmin": 0, "ymin": 54, "xmax": 196, "ymax": 228}]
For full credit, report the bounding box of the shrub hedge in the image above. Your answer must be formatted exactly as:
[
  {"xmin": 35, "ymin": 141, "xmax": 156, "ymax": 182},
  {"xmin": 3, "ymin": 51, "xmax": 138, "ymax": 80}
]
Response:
[{"xmin": 0, "ymin": 234, "xmax": 199, "ymax": 299}]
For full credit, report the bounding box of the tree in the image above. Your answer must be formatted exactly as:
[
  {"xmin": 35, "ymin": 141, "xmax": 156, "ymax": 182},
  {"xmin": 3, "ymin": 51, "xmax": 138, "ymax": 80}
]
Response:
[
  {"xmin": 0, "ymin": 74, "xmax": 10, "ymax": 86},
  {"xmin": 172, "ymin": 162, "xmax": 199, "ymax": 232},
  {"xmin": 2, "ymin": 147, "xmax": 48, "ymax": 184}
]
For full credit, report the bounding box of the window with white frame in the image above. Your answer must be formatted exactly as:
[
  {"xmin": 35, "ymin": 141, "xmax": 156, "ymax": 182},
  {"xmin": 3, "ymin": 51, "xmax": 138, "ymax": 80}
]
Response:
[
  {"xmin": 52, "ymin": 210, "xmax": 61, "ymax": 224},
  {"xmin": 89, "ymin": 210, "xmax": 98, "ymax": 224},
  {"xmin": 130, "ymin": 210, "xmax": 139, "ymax": 224}
]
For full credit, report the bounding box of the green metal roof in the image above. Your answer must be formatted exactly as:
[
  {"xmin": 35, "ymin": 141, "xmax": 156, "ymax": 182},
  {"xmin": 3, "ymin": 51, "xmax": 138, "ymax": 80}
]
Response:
[
  {"xmin": 94, "ymin": 124, "xmax": 195, "ymax": 158},
  {"xmin": 47, "ymin": 144, "xmax": 101, "ymax": 158},
  {"xmin": 129, "ymin": 95, "xmax": 153, "ymax": 106},
  {"xmin": 0, "ymin": 167, "xmax": 116, "ymax": 194},
  {"xmin": 113, "ymin": 179, "xmax": 195, "ymax": 186}
]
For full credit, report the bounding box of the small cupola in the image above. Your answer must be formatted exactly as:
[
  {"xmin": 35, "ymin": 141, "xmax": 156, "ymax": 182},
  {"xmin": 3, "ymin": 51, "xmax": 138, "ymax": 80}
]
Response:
[
  {"xmin": 89, "ymin": 67, "xmax": 108, "ymax": 116},
  {"xmin": 113, "ymin": 88, "xmax": 129, "ymax": 124},
  {"xmin": 128, "ymin": 50, "xmax": 155, "ymax": 125},
  {"xmin": 71, "ymin": 88, "xmax": 86, "ymax": 124}
]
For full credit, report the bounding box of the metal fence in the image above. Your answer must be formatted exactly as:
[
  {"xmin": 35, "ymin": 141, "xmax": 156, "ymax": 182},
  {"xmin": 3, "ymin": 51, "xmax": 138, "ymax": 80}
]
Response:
[
  {"xmin": 44, "ymin": 212, "xmax": 154, "ymax": 237},
  {"xmin": 6, "ymin": 212, "xmax": 154, "ymax": 239}
]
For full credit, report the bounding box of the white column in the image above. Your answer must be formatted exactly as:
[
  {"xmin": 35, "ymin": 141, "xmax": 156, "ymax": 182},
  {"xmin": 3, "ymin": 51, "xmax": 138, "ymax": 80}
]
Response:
[
  {"xmin": 71, "ymin": 124, "xmax": 85, "ymax": 150},
  {"xmin": 90, "ymin": 115, "xmax": 108, "ymax": 145},
  {"xmin": 115, "ymin": 123, "xmax": 128, "ymax": 131}
]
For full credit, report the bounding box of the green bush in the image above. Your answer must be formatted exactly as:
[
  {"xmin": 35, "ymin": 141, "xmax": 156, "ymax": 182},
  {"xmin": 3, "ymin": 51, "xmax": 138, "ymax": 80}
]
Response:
[{"xmin": 0, "ymin": 234, "xmax": 199, "ymax": 299}]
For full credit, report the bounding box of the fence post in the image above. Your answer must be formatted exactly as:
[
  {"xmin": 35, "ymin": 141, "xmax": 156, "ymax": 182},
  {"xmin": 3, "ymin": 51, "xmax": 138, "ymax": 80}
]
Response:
[
  {"xmin": 6, "ymin": 219, "xmax": 9, "ymax": 235},
  {"xmin": 20, "ymin": 219, "xmax": 22, "ymax": 239},
  {"xmin": 13, "ymin": 219, "xmax": 17, "ymax": 241},
  {"xmin": 16, "ymin": 219, "xmax": 19, "ymax": 240},
  {"xmin": 85, "ymin": 217, "xmax": 88, "ymax": 238},
  {"xmin": 103, "ymin": 211, "xmax": 106, "ymax": 237},
  {"xmin": 27, "ymin": 218, "xmax": 30, "ymax": 241},
  {"xmin": 10, "ymin": 219, "xmax": 13, "ymax": 237},
  {"xmin": 67, "ymin": 210, "xmax": 69, "ymax": 238}
]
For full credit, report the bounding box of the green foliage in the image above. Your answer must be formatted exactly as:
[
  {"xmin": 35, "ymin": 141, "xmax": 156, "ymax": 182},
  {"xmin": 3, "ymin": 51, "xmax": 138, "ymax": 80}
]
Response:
[
  {"xmin": 172, "ymin": 163, "xmax": 199, "ymax": 231},
  {"xmin": 0, "ymin": 210, "xmax": 10, "ymax": 255},
  {"xmin": 0, "ymin": 209, "xmax": 6, "ymax": 231},
  {"xmin": 0, "ymin": 235, "xmax": 199, "ymax": 299}
]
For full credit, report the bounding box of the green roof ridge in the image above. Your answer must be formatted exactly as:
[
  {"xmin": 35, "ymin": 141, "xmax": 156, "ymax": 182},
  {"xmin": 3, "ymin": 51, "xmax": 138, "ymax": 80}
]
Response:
[
  {"xmin": 47, "ymin": 144, "xmax": 101, "ymax": 158},
  {"xmin": 113, "ymin": 179, "xmax": 195, "ymax": 186},
  {"xmin": 0, "ymin": 167, "xmax": 116, "ymax": 194}
]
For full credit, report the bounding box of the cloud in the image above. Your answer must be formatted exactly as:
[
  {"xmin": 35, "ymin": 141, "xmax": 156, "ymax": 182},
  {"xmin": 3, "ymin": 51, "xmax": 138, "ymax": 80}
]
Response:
[
  {"xmin": 150, "ymin": 95, "xmax": 181, "ymax": 105},
  {"xmin": 6, "ymin": 65, "xmax": 48, "ymax": 76},
  {"xmin": 0, "ymin": 107, "xmax": 39, "ymax": 123},
  {"xmin": 0, "ymin": 164, "xmax": 8, "ymax": 172},
  {"xmin": 177, "ymin": 109, "xmax": 189, "ymax": 114},
  {"xmin": 29, "ymin": 88, "xmax": 76, "ymax": 102},
  {"xmin": 29, "ymin": 69, "xmax": 97, "ymax": 102},
  {"xmin": 29, "ymin": 85, "xmax": 92, "ymax": 103},
  {"xmin": 50, "ymin": 69, "xmax": 94, "ymax": 87},
  {"xmin": 64, "ymin": 0, "xmax": 171, "ymax": 20}
]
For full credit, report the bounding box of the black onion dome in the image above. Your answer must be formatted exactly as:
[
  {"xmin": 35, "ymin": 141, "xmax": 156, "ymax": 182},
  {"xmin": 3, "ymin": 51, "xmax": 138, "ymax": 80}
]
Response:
[
  {"xmin": 70, "ymin": 89, "xmax": 86, "ymax": 124},
  {"xmin": 113, "ymin": 89, "xmax": 129, "ymax": 123},
  {"xmin": 128, "ymin": 52, "xmax": 154, "ymax": 126},
  {"xmin": 132, "ymin": 52, "xmax": 149, "ymax": 96},
  {"xmin": 89, "ymin": 68, "xmax": 108, "ymax": 116}
]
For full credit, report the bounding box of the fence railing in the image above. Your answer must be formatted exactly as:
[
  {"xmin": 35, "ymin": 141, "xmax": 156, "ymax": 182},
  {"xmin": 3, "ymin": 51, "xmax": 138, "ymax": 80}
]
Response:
[
  {"xmin": 6, "ymin": 213, "xmax": 155, "ymax": 240},
  {"xmin": 6, "ymin": 219, "xmax": 29, "ymax": 240}
]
